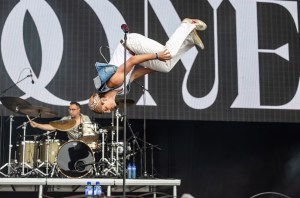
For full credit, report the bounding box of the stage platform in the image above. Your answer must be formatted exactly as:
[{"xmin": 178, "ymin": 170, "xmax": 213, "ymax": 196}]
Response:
[{"xmin": 0, "ymin": 178, "xmax": 181, "ymax": 197}]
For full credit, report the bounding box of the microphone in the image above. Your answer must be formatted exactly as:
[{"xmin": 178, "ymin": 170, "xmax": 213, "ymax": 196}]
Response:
[
  {"xmin": 29, "ymin": 70, "xmax": 34, "ymax": 84},
  {"xmin": 121, "ymin": 24, "xmax": 129, "ymax": 33}
]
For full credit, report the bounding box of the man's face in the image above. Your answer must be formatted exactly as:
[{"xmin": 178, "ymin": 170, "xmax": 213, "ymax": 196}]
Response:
[
  {"xmin": 68, "ymin": 104, "xmax": 80, "ymax": 118},
  {"xmin": 101, "ymin": 98, "xmax": 116, "ymax": 113}
]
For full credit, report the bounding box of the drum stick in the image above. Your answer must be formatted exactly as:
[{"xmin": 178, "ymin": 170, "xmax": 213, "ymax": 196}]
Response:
[
  {"xmin": 16, "ymin": 115, "xmax": 38, "ymax": 129},
  {"xmin": 26, "ymin": 115, "xmax": 31, "ymax": 121}
]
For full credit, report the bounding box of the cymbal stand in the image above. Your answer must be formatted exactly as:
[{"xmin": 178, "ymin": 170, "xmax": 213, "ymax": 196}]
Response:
[
  {"xmin": 20, "ymin": 122, "xmax": 33, "ymax": 175},
  {"xmin": 0, "ymin": 115, "xmax": 17, "ymax": 177},
  {"xmin": 0, "ymin": 69, "xmax": 32, "ymax": 176}
]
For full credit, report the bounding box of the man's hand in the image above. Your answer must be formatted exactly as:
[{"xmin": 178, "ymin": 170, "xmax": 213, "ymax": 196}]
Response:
[
  {"xmin": 29, "ymin": 120, "xmax": 39, "ymax": 128},
  {"xmin": 158, "ymin": 49, "xmax": 171, "ymax": 62}
]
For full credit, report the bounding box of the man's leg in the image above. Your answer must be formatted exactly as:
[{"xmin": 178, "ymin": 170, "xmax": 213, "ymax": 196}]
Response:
[{"xmin": 127, "ymin": 22, "xmax": 197, "ymax": 73}]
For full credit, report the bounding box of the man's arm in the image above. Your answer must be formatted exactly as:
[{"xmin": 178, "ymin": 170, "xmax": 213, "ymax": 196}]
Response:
[
  {"xmin": 130, "ymin": 67, "xmax": 156, "ymax": 82},
  {"xmin": 30, "ymin": 121, "xmax": 56, "ymax": 131},
  {"xmin": 107, "ymin": 49, "xmax": 170, "ymax": 87}
]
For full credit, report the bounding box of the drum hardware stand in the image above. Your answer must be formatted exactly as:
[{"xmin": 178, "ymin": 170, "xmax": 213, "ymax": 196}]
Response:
[
  {"xmin": 50, "ymin": 164, "xmax": 59, "ymax": 178},
  {"xmin": 0, "ymin": 115, "xmax": 17, "ymax": 177},
  {"xmin": 36, "ymin": 131, "xmax": 56, "ymax": 177},
  {"xmin": 110, "ymin": 125, "xmax": 115, "ymax": 171},
  {"xmin": 19, "ymin": 122, "xmax": 45, "ymax": 177},
  {"xmin": 102, "ymin": 109, "xmax": 123, "ymax": 177},
  {"xmin": 115, "ymin": 108, "xmax": 122, "ymax": 174},
  {"xmin": 98, "ymin": 128, "xmax": 120, "ymax": 177}
]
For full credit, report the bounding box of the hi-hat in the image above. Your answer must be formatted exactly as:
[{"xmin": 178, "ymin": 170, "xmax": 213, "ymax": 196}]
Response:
[
  {"xmin": 101, "ymin": 125, "xmax": 124, "ymax": 131},
  {"xmin": 20, "ymin": 105, "xmax": 58, "ymax": 118},
  {"xmin": 49, "ymin": 119, "xmax": 76, "ymax": 131},
  {"xmin": 115, "ymin": 98, "xmax": 135, "ymax": 108},
  {"xmin": 0, "ymin": 96, "xmax": 31, "ymax": 114}
]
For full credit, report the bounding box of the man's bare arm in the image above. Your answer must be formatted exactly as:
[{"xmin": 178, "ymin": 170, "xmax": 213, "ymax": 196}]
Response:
[
  {"xmin": 130, "ymin": 67, "xmax": 156, "ymax": 82},
  {"xmin": 30, "ymin": 121, "xmax": 56, "ymax": 131}
]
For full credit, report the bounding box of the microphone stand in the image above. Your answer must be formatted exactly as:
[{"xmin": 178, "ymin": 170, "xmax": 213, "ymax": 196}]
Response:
[
  {"xmin": 126, "ymin": 119, "xmax": 142, "ymax": 173},
  {"xmin": 0, "ymin": 74, "xmax": 32, "ymax": 96},
  {"xmin": 134, "ymin": 136, "xmax": 162, "ymax": 178},
  {"xmin": 122, "ymin": 28, "xmax": 128, "ymax": 198},
  {"xmin": 133, "ymin": 81, "xmax": 150, "ymax": 178}
]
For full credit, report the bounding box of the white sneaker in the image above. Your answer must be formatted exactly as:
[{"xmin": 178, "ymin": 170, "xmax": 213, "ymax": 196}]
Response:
[
  {"xmin": 183, "ymin": 18, "xmax": 207, "ymax": 31},
  {"xmin": 191, "ymin": 29, "xmax": 204, "ymax": 49}
]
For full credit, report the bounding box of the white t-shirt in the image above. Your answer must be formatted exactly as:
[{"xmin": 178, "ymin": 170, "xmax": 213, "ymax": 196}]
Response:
[{"xmin": 109, "ymin": 43, "xmax": 134, "ymax": 95}]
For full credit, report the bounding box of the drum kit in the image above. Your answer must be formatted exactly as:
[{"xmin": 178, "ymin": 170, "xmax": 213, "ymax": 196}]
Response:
[{"xmin": 0, "ymin": 97, "xmax": 136, "ymax": 178}]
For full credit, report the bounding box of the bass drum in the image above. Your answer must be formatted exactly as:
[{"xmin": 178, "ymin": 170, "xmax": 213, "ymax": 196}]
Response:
[{"xmin": 56, "ymin": 140, "xmax": 94, "ymax": 178}]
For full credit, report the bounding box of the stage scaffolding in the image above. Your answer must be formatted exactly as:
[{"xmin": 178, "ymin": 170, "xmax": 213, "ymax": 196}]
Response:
[{"xmin": 0, "ymin": 178, "xmax": 180, "ymax": 197}]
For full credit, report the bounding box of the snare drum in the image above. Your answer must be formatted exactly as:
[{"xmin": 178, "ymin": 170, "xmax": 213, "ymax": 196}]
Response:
[
  {"xmin": 17, "ymin": 141, "xmax": 38, "ymax": 167},
  {"xmin": 56, "ymin": 140, "xmax": 94, "ymax": 178},
  {"xmin": 78, "ymin": 122, "xmax": 99, "ymax": 143},
  {"xmin": 39, "ymin": 139, "xmax": 64, "ymax": 164}
]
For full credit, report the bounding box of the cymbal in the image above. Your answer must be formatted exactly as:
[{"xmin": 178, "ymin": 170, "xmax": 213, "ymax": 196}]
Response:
[
  {"xmin": 101, "ymin": 125, "xmax": 124, "ymax": 131},
  {"xmin": 49, "ymin": 119, "xmax": 76, "ymax": 131},
  {"xmin": 0, "ymin": 96, "xmax": 31, "ymax": 114},
  {"xmin": 19, "ymin": 105, "xmax": 58, "ymax": 118},
  {"xmin": 115, "ymin": 98, "xmax": 135, "ymax": 108}
]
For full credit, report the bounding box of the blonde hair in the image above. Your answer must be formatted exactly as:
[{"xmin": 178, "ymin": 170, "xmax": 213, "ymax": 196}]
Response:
[{"xmin": 88, "ymin": 93, "xmax": 104, "ymax": 114}]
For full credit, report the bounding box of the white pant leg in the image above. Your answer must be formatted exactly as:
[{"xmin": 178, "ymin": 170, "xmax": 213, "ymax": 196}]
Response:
[{"xmin": 126, "ymin": 22, "xmax": 195, "ymax": 73}]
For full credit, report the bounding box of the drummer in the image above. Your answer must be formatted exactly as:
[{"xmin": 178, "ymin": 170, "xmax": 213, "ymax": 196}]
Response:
[{"xmin": 29, "ymin": 101, "xmax": 91, "ymax": 140}]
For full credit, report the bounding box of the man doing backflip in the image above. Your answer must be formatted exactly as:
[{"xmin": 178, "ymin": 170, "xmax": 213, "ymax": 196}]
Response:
[{"xmin": 89, "ymin": 18, "xmax": 207, "ymax": 113}]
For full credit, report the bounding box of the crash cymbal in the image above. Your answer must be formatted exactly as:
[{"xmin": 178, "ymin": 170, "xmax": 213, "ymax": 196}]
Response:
[
  {"xmin": 19, "ymin": 105, "xmax": 58, "ymax": 118},
  {"xmin": 49, "ymin": 119, "xmax": 76, "ymax": 131},
  {"xmin": 101, "ymin": 125, "xmax": 124, "ymax": 131},
  {"xmin": 0, "ymin": 96, "xmax": 31, "ymax": 114},
  {"xmin": 115, "ymin": 98, "xmax": 135, "ymax": 108}
]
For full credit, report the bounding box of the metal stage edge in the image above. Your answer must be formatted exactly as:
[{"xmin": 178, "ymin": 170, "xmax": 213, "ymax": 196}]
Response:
[{"xmin": 0, "ymin": 178, "xmax": 181, "ymax": 197}]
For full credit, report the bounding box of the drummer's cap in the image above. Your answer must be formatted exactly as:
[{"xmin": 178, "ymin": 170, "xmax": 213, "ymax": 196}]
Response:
[{"xmin": 88, "ymin": 93, "xmax": 103, "ymax": 114}]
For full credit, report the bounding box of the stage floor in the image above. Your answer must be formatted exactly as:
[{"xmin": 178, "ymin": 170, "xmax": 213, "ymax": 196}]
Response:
[{"xmin": 0, "ymin": 178, "xmax": 181, "ymax": 197}]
